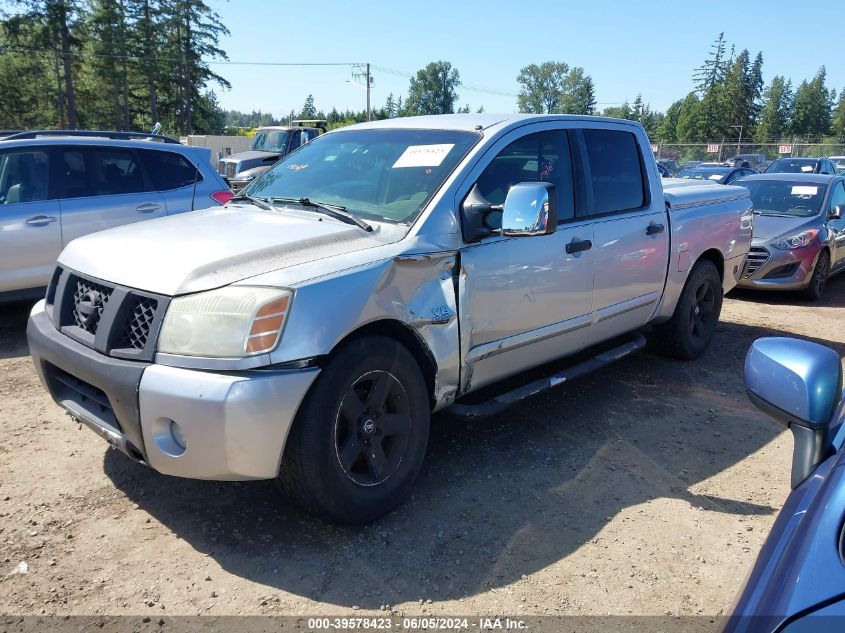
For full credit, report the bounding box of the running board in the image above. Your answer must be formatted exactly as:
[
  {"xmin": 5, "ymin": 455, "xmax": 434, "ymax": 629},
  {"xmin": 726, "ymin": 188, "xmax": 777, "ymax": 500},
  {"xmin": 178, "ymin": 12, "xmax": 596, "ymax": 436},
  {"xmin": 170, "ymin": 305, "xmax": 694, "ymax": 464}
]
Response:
[{"xmin": 448, "ymin": 333, "xmax": 647, "ymax": 420}]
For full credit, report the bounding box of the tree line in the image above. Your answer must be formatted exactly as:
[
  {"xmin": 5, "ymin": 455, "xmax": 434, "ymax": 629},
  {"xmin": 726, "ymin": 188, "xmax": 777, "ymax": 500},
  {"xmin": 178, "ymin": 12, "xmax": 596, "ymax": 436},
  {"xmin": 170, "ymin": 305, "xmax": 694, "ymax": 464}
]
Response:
[
  {"xmin": 1, "ymin": 14, "xmax": 844, "ymax": 144},
  {"xmin": 0, "ymin": 0, "xmax": 228, "ymax": 134}
]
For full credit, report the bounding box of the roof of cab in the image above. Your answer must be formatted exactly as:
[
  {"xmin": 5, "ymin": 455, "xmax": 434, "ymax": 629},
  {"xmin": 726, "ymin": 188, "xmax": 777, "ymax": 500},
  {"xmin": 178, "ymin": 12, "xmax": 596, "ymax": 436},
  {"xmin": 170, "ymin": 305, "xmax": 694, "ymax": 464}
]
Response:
[{"xmin": 342, "ymin": 113, "xmax": 645, "ymax": 133}]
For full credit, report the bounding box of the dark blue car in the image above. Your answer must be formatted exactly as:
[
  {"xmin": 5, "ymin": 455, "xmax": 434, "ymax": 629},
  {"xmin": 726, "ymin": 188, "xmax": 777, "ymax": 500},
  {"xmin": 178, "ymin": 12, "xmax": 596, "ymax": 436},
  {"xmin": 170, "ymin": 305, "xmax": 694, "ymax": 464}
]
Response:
[{"xmin": 723, "ymin": 337, "xmax": 845, "ymax": 632}]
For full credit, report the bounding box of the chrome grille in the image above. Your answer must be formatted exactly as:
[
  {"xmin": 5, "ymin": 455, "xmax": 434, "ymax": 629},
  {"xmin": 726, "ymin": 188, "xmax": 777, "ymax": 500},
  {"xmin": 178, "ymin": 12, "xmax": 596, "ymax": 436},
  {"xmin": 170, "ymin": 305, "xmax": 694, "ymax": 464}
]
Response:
[
  {"xmin": 744, "ymin": 247, "xmax": 770, "ymax": 278},
  {"xmin": 225, "ymin": 162, "xmax": 236, "ymax": 178},
  {"xmin": 72, "ymin": 278, "xmax": 113, "ymax": 334},
  {"xmin": 217, "ymin": 160, "xmax": 226, "ymax": 175},
  {"xmin": 119, "ymin": 296, "xmax": 158, "ymax": 350}
]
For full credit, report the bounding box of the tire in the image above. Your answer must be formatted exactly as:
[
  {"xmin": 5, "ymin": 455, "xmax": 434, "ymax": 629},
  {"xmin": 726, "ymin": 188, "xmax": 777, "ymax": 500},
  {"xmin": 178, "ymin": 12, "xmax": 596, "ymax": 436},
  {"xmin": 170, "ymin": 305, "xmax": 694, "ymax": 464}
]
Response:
[
  {"xmin": 653, "ymin": 260, "xmax": 723, "ymax": 360},
  {"xmin": 800, "ymin": 250, "xmax": 830, "ymax": 302},
  {"xmin": 278, "ymin": 336, "xmax": 430, "ymax": 523}
]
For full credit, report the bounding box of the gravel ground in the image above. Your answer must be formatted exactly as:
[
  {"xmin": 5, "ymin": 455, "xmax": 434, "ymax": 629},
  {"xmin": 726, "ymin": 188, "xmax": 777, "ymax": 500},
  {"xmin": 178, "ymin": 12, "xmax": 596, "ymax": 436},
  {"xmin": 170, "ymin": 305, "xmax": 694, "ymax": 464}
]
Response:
[{"xmin": 1, "ymin": 277, "xmax": 843, "ymax": 620}]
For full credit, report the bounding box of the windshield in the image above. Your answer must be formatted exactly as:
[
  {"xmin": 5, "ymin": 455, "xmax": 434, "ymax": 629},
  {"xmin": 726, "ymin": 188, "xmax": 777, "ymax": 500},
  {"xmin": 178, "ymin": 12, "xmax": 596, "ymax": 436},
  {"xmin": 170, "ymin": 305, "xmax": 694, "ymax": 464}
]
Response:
[
  {"xmin": 766, "ymin": 158, "xmax": 818, "ymax": 174},
  {"xmin": 244, "ymin": 128, "xmax": 480, "ymax": 224},
  {"xmin": 739, "ymin": 180, "xmax": 828, "ymax": 217},
  {"xmin": 251, "ymin": 130, "xmax": 291, "ymax": 153},
  {"xmin": 678, "ymin": 169, "xmax": 728, "ymax": 180}
]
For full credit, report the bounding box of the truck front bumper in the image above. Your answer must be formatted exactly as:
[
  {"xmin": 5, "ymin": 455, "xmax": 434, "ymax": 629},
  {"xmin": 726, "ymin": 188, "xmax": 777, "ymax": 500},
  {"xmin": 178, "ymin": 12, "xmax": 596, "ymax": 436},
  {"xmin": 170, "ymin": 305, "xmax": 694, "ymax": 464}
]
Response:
[{"xmin": 27, "ymin": 300, "xmax": 319, "ymax": 481}]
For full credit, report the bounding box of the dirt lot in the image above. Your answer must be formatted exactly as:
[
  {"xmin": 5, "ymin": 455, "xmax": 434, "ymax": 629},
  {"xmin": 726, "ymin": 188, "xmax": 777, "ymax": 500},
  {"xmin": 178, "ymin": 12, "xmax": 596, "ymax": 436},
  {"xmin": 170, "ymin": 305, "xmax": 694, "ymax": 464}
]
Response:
[{"xmin": 1, "ymin": 278, "xmax": 843, "ymax": 620}]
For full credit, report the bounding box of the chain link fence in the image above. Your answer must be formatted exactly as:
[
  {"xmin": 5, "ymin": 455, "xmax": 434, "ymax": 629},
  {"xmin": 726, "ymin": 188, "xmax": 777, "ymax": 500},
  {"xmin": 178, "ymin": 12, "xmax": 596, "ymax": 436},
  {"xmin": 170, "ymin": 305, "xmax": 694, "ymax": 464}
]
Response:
[{"xmin": 652, "ymin": 142, "xmax": 845, "ymax": 173}]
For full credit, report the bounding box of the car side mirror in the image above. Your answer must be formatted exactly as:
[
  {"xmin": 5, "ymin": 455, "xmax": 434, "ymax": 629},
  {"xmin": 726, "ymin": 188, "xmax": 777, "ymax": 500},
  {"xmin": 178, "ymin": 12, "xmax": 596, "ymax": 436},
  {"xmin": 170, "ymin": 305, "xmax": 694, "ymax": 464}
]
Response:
[
  {"xmin": 501, "ymin": 182, "xmax": 557, "ymax": 237},
  {"xmin": 830, "ymin": 205, "xmax": 843, "ymax": 219},
  {"xmin": 745, "ymin": 337, "xmax": 843, "ymax": 488}
]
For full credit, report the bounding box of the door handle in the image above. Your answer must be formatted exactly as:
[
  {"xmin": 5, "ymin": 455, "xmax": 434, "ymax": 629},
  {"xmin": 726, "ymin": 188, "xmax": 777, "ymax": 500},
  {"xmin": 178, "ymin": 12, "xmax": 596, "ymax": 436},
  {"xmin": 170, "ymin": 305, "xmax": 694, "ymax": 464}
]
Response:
[
  {"xmin": 646, "ymin": 223, "xmax": 665, "ymax": 235},
  {"xmin": 565, "ymin": 239, "xmax": 593, "ymax": 254},
  {"xmin": 25, "ymin": 215, "xmax": 57, "ymax": 226},
  {"xmin": 136, "ymin": 202, "xmax": 162, "ymax": 213}
]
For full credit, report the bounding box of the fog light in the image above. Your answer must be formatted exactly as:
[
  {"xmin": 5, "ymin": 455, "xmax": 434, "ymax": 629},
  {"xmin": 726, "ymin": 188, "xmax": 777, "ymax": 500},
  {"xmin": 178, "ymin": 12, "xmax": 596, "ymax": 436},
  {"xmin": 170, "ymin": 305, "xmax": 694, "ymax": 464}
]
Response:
[{"xmin": 170, "ymin": 420, "xmax": 186, "ymax": 450}]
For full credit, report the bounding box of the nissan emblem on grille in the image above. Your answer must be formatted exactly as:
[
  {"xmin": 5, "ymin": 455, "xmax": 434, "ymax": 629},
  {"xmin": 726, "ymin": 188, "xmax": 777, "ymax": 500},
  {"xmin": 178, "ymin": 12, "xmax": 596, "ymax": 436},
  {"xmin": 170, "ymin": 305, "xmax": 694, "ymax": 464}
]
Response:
[{"xmin": 72, "ymin": 279, "xmax": 112, "ymax": 334}]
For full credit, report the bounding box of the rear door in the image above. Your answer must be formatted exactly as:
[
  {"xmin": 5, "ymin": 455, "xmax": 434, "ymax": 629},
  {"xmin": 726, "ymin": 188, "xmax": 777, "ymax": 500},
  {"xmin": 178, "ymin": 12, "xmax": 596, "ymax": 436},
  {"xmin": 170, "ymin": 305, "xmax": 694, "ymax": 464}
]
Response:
[
  {"xmin": 58, "ymin": 145, "xmax": 167, "ymax": 246},
  {"xmin": 0, "ymin": 146, "xmax": 61, "ymax": 293},
  {"xmin": 573, "ymin": 126, "xmax": 669, "ymax": 343}
]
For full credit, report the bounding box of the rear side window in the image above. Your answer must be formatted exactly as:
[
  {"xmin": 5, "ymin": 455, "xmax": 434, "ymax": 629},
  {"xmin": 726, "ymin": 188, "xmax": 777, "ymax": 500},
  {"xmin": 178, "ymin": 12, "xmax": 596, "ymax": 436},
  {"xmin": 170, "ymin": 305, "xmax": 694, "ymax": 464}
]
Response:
[
  {"xmin": 0, "ymin": 149, "xmax": 50, "ymax": 204},
  {"xmin": 476, "ymin": 130, "xmax": 575, "ymax": 222},
  {"xmin": 60, "ymin": 147, "xmax": 148, "ymax": 198},
  {"xmin": 581, "ymin": 129, "xmax": 647, "ymax": 215},
  {"xmin": 139, "ymin": 150, "xmax": 201, "ymax": 191}
]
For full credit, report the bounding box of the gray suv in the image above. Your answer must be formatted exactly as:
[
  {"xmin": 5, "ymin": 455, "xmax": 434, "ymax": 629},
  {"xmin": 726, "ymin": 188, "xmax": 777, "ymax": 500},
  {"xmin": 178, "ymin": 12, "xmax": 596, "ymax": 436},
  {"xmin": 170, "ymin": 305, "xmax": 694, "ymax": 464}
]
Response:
[{"xmin": 0, "ymin": 131, "xmax": 232, "ymax": 302}]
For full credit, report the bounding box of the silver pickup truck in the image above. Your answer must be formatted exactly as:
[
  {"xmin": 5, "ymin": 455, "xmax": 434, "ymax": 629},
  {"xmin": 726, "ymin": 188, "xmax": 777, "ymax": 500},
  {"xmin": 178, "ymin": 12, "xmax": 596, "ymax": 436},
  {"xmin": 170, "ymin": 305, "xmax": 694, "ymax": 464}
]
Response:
[{"xmin": 27, "ymin": 114, "xmax": 752, "ymax": 523}]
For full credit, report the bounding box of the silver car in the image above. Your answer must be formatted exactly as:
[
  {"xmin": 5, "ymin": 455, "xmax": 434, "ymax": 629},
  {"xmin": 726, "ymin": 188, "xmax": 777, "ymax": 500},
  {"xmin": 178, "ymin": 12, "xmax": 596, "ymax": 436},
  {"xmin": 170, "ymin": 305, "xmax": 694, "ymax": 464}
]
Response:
[
  {"xmin": 0, "ymin": 131, "xmax": 233, "ymax": 302},
  {"xmin": 735, "ymin": 173, "xmax": 845, "ymax": 300}
]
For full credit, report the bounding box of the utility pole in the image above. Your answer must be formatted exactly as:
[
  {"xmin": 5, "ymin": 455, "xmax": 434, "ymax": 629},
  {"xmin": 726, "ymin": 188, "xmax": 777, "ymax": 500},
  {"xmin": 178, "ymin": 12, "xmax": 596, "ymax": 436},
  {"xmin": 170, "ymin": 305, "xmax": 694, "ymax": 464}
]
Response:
[
  {"xmin": 366, "ymin": 63, "xmax": 371, "ymax": 121},
  {"xmin": 351, "ymin": 63, "xmax": 374, "ymax": 121}
]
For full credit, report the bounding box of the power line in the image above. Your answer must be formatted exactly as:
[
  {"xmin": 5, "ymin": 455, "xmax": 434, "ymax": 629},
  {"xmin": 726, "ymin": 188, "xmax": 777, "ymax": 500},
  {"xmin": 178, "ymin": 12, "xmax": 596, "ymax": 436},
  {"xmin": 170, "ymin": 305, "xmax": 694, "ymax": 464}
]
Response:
[{"xmin": 0, "ymin": 45, "xmax": 629, "ymax": 107}]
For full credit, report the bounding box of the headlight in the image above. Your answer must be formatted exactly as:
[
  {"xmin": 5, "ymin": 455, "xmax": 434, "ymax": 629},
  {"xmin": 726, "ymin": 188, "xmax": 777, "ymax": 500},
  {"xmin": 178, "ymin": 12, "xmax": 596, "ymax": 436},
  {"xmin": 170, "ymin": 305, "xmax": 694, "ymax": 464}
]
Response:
[
  {"xmin": 770, "ymin": 229, "xmax": 819, "ymax": 250},
  {"xmin": 158, "ymin": 286, "xmax": 292, "ymax": 357}
]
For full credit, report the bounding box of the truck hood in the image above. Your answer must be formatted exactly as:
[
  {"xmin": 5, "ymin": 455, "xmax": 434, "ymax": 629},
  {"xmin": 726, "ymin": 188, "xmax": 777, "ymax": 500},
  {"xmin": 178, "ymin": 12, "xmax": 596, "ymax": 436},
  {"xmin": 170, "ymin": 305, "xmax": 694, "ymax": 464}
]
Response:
[
  {"xmin": 58, "ymin": 205, "xmax": 395, "ymax": 296},
  {"xmin": 221, "ymin": 150, "xmax": 280, "ymax": 173},
  {"xmin": 752, "ymin": 214, "xmax": 819, "ymax": 240}
]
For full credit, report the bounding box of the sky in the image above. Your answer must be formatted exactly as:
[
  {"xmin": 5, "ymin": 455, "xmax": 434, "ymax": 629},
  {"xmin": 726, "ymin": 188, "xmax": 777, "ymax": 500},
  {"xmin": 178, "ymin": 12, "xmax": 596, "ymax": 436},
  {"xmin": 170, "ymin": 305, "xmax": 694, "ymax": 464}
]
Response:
[{"xmin": 206, "ymin": 0, "xmax": 845, "ymax": 118}]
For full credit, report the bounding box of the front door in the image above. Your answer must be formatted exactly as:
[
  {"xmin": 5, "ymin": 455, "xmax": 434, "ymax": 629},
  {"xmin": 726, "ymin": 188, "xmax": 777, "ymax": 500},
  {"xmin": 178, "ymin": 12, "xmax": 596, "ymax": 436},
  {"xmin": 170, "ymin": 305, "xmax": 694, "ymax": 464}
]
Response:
[
  {"xmin": 458, "ymin": 127, "xmax": 594, "ymax": 392},
  {"xmin": 0, "ymin": 147, "xmax": 61, "ymax": 294}
]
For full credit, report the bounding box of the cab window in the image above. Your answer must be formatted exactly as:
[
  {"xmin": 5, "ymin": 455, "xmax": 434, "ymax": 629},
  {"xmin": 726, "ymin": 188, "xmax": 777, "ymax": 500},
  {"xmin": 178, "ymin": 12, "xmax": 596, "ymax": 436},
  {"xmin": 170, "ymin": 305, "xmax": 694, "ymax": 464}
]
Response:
[
  {"xmin": 475, "ymin": 130, "xmax": 575, "ymax": 223},
  {"xmin": 579, "ymin": 129, "xmax": 647, "ymax": 216}
]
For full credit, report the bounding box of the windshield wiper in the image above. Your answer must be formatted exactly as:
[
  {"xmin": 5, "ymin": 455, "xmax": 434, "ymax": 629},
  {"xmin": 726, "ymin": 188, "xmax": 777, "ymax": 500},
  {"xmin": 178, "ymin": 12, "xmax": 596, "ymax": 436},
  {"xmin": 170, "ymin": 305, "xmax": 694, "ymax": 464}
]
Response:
[
  {"xmin": 272, "ymin": 197, "xmax": 373, "ymax": 232},
  {"xmin": 231, "ymin": 193, "xmax": 272, "ymax": 211}
]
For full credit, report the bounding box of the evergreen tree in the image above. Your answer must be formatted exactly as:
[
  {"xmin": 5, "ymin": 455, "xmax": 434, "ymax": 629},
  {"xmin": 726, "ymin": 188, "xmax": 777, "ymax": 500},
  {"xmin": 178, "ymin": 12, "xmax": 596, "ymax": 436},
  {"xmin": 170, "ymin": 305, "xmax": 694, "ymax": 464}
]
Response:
[
  {"xmin": 755, "ymin": 76, "xmax": 793, "ymax": 141},
  {"xmin": 384, "ymin": 93, "xmax": 396, "ymax": 118},
  {"xmin": 832, "ymin": 89, "xmax": 845, "ymax": 141},
  {"xmin": 7, "ymin": 0, "xmax": 84, "ymax": 127},
  {"xmin": 159, "ymin": 0, "xmax": 230, "ymax": 134},
  {"xmin": 791, "ymin": 67, "xmax": 833, "ymax": 139},
  {"xmin": 720, "ymin": 49, "xmax": 753, "ymax": 139},
  {"xmin": 675, "ymin": 92, "xmax": 703, "ymax": 141},
  {"xmin": 84, "ymin": 0, "xmax": 131, "ymax": 129},
  {"xmin": 693, "ymin": 33, "xmax": 728, "ymax": 93},
  {"xmin": 656, "ymin": 99, "xmax": 683, "ymax": 142},
  {"xmin": 562, "ymin": 67, "xmax": 595, "ymax": 115},
  {"xmin": 299, "ymin": 94, "xmax": 316, "ymax": 118}
]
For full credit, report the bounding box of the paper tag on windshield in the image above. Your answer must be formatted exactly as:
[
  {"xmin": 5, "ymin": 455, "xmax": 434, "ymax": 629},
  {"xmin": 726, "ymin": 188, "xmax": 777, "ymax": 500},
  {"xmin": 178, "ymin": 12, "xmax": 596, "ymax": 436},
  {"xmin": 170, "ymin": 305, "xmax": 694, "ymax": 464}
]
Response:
[
  {"xmin": 393, "ymin": 144, "xmax": 454, "ymax": 168},
  {"xmin": 792, "ymin": 186, "xmax": 818, "ymax": 196},
  {"xmin": 800, "ymin": 165, "xmax": 814, "ymax": 172}
]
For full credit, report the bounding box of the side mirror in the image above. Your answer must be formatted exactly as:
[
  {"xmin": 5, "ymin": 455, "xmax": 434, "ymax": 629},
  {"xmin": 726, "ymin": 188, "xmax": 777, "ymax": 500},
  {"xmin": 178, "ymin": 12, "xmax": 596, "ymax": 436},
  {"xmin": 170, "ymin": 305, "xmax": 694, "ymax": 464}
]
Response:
[
  {"xmin": 745, "ymin": 337, "xmax": 843, "ymax": 488},
  {"xmin": 830, "ymin": 205, "xmax": 843, "ymax": 219},
  {"xmin": 300, "ymin": 130, "xmax": 309, "ymax": 146},
  {"xmin": 501, "ymin": 182, "xmax": 557, "ymax": 237}
]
